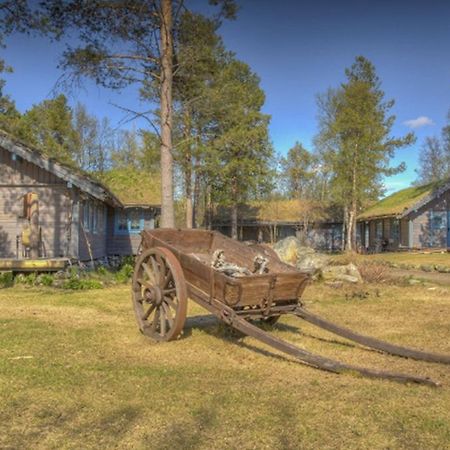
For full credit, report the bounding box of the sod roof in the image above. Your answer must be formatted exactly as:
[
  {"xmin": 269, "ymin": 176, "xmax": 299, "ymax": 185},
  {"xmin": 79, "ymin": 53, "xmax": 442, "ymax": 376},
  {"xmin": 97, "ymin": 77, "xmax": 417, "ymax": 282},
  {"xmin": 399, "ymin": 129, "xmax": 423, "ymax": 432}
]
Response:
[
  {"xmin": 98, "ymin": 169, "xmax": 161, "ymax": 207},
  {"xmin": 0, "ymin": 129, "xmax": 161, "ymax": 208},
  {"xmin": 358, "ymin": 180, "xmax": 448, "ymax": 220},
  {"xmin": 215, "ymin": 199, "xmax": 338, "ymax": 224}
]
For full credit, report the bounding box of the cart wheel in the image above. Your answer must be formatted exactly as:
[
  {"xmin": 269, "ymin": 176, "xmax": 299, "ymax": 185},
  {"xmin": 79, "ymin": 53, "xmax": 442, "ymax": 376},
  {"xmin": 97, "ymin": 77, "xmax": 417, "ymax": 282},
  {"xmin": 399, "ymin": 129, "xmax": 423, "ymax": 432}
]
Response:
[{"xmin": 132, "ymin": 247, "xmax": 187, "ymax": 341}]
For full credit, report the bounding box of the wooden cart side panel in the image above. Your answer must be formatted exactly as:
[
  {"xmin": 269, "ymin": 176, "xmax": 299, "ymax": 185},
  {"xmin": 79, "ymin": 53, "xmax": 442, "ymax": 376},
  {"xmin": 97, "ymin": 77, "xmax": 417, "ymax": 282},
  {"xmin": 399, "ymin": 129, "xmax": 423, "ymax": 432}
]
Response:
[
  {"xmin": 179, "ymin": 253, "xmax": 212, "ymax": 295},
  {"xmin": 272, "ymin": 273, "xmax": 310, "ymax": 300},
  {"xmin": 142, "ymin": 229, "xmax": 212, "ymax": 254}
]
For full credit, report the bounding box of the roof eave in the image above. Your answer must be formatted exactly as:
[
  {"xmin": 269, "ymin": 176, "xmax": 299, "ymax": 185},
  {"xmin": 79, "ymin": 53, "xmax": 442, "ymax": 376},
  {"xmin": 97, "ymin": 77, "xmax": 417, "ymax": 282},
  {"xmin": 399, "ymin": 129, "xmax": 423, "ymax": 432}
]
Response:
[{"xmin": 0, "ymin": 131, "xmax": 124, "ymax": 207}]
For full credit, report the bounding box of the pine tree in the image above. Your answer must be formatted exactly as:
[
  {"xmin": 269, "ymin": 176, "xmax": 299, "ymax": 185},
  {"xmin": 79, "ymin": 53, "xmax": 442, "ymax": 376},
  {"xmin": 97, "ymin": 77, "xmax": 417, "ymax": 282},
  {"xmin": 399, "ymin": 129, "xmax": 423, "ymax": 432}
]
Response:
[
  {"xmin": 17, "ymin": 94, "xmax": 78, "ymax": 164},
  {"xmin": 315, "ymin": 56, "xmax": 415, "ymax": 251}
]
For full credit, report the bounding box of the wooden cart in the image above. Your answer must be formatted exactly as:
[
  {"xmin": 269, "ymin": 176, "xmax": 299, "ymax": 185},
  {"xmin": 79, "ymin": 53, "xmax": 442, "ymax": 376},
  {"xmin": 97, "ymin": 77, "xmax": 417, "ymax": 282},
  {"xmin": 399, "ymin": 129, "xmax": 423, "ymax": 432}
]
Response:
[{"xmin": 132, "ymin": 229, "xmax": 450, "ymax": 386}]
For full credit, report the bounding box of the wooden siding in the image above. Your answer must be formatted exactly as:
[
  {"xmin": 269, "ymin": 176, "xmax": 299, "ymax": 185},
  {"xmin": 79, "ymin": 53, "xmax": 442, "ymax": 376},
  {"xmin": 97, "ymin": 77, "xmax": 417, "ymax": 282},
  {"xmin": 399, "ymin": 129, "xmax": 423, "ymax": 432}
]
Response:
[
  {"xmin": 0, "ymin": 146, "xmax": 78, "ymax": 258},
  {"xmin": 410, "ymin": 194, "xmax": 448, "ymax": 248},
  {"xmin": 78, "ymin": 199, "xmax": 108, "ymax": 261},
  {"xmin": 106, "ymin": 207, "xmax": 156, "ymax": 256}
]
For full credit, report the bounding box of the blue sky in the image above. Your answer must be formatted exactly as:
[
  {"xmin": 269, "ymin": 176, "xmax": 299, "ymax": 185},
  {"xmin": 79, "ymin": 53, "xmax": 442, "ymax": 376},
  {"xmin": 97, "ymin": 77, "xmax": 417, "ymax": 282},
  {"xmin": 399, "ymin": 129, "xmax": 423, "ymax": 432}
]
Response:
[{"xmin": 2, "ymin": 0, "xmax": 450, "ymax": 194}]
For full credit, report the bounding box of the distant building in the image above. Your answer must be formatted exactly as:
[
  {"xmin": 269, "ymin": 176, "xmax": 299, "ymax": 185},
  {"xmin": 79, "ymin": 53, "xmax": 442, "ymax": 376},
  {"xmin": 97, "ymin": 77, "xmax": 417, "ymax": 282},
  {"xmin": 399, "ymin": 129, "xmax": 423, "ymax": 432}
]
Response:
[
  {"xmin": 0, "ymin": 130, "xmax": 160, "ymax": 262},
  {"xmin": 357, "ymin": 181, "xmax": 450, "ymax": 251},
  {"xmin": 212, "ymin": 199, "xmax": 343, "ymax": 251}
]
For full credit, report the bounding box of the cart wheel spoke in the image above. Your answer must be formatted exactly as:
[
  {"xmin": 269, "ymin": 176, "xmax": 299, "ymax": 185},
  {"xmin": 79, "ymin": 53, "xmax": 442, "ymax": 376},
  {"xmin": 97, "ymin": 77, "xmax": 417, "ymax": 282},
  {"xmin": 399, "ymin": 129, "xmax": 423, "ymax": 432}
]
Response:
[
  {"xmin": 160, "ymin": 309, "xmax": 166, "ymax": 336},
  {"xmin": 143, "ymin": 303, "xmax": 156, "ymax": 320},
  {"xmin": 149, "ymin": 256, "xmax": 160, "ymax": 284},
  {"xmin": 132, "ymin": 246, "xmax": 187, "ymax": 342},
  {"xmin": 164, "ymin": 295, "xmax": 178, "ymax": 311},
  {"xmin": 137, "ymin": 278, "xmax": 153, "ymax": 289},
  {"xmin": 142, "ymin": 262, "xmax": 157, "ymax": 285},
  {"xmin": 152, "ymin": 308, "xmax": 159, "ymax": 333},
  {"xmin": 162, "ymin": 303, "xmax": 174, "ymax": 328}
]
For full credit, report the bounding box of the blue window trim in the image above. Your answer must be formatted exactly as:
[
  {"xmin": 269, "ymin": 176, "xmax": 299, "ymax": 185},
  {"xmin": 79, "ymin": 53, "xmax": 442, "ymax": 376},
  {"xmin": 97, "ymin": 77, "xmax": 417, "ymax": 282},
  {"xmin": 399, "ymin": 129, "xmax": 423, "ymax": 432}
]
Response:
[{"xmin": 115, "ymin": 209, "xmax": 144, "ymax": 235}]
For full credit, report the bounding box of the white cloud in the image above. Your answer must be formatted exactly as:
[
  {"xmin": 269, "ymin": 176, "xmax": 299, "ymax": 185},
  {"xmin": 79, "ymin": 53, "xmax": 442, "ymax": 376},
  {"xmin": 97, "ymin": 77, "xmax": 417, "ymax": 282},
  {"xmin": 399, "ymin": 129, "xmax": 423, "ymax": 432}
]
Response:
[{"xmin": 403, "ymin": 116, "xmax": 434, "ymax": 129}]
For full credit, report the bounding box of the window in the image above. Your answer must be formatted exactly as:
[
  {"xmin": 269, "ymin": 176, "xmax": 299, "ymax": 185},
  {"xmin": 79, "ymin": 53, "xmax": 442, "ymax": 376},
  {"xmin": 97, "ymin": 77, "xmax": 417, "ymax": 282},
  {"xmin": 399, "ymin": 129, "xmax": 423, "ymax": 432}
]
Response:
[
  {"xmin": 116, "ymin": 210, "xmax": 128, "ymax": 232},
  {"xmin": 430, "ymin": 211, "xmax": 446, "ymax": 231},
  {"xmin": 375, "ymin": 221, "xmax": 383, "ymax": 240},
  {"xmin": 129, "ymin": 210, "xmax": 141, "ymax": 232},
  {"xmin": 82, "ymin": 200, "xmax": 103, "ymax": 233},
  {"xmin": 115, "ymin": 209, "xmax": 144, "ymax": 234},
  {"xmin": 391, "ymin": 219, "xmax": 400, "ymax": 242}
]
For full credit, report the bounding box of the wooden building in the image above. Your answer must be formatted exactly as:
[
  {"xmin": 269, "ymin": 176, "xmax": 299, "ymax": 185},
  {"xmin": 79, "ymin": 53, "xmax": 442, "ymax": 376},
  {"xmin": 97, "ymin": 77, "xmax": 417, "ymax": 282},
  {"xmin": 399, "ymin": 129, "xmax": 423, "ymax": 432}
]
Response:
[
  {"xmin": 0, "ymin": 131, "xmax": 160, "ymax": 262},
  {"xmin": 357, "ymin": 180, "xmax": 450, "ymax": 252},
  {"xmin": 213, "ymin": 199, "xmax": 343, "ymax": 251}
]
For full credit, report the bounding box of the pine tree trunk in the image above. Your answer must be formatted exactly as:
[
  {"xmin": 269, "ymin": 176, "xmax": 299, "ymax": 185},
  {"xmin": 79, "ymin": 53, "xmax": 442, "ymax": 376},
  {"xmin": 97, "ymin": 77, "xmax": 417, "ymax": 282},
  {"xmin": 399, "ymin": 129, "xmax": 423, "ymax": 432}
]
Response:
[
  {"xmin": 341, "ymin": 206, "xmax": 347, "ymax": 252},
  {"xmin": 185, "ymin": 167, "xmax": 193, "ymax": 228},
  {"xmin": 192, "ymin": 168, "xmax": 200, "ymax": 228},
  {"xmin": 206, "ymin": 183, "xmax": 212, "ymax": 230},
  {"xmin": 183, "ymin": 111, "xmax": 193, "ymax": 229},
  {"xmin": 159, "ymin": 0, "xmax": 175, "ymax": 228},
  {"xmin": 346, "ymin": 158, "xmax": 358, "ymax": 252},
  {"xmin": 346, "ymin": 210, "xmax": 354, "ymax": 252},
  {"xmin": 231, "ymin": 177, "xmax": 238, "ymax": 239},
  {"xmin": 231, "ymin": 203, "xmax": 238, "ymax": 240}
]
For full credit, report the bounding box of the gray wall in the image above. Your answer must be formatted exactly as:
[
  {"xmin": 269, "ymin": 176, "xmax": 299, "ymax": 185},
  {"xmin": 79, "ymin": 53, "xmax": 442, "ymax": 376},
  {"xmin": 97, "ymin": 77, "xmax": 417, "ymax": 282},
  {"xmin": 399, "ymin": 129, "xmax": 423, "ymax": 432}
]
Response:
[
  {"xmin": 0, "ymin": 146, "xmax": 76, "ymax": 258},
  {"xmin": 106, "ymin": 207, "xmax": 156, "ymax": 256}
]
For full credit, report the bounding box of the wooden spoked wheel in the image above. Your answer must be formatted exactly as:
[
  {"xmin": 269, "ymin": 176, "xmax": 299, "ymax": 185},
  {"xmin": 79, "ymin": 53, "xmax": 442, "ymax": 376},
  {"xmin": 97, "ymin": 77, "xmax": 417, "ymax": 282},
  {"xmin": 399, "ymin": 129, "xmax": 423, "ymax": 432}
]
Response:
[{"xmin": 132, "ymin": 247, "xmax": 187, "ymax": 341}]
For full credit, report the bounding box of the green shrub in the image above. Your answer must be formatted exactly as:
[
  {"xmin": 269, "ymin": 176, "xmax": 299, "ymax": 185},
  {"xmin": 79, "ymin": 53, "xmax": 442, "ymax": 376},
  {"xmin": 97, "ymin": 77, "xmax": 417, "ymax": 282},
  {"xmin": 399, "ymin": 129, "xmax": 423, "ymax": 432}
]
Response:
[
  {"xmin": 0, "ymin": 271, "xmax": 13, "ymax": 288},
  {"xmin": 62, "ymin": 277, "xmax": 103, "ymax": 290},
  {"xmin": 115, "ymin": 263, "xmax": 134, "ymax": 284},
  {"xmin": 37, "ymin": 274, "xmax": 54, "ymax": 287},
  {"xmin": 96, "ymin": 266, "xmax": 108, "ymax": 276},
  {"xmin": 15, "ymin": 273, "xmax": 37, "ymax": 285}
]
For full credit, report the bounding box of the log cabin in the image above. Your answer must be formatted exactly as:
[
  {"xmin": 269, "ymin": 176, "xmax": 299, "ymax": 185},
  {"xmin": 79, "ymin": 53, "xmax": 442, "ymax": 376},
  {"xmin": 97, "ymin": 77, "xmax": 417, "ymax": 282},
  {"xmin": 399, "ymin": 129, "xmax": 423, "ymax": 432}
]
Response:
[
  {"xmin": 212, "ymin": 199, "xmax": 343, "ymax": 251},
  {"xmin": 357, "ymin": 180, "xmax": 450, "ymax": 252},
  {"xmin": 0, "ymin": 130, "xmax": 160, "ymax": 266}
]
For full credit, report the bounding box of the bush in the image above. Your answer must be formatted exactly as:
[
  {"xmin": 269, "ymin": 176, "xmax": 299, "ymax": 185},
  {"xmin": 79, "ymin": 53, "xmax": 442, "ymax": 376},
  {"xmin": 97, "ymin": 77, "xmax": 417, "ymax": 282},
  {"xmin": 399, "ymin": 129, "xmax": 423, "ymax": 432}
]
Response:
[
  {"xmin": 357, "ymin": 261, "xmax": 388, "ymax": 284},
  {"xmin": 115, "ymin": 263, "xmax": 134, "ymax": 283},
  {"xmin": 62, "ymin": 277, "xmax": 103, "ymax": 290},
  {"xmin": 15, "ymin": 273, "xmax": 37, "ymax": 285},
  {"xmin": 96, "ymin": 266, "xmax": 108, "ymax": 276},
  {"xmin": 0, "ymin": 271, "xmax": 13, "ymax": 288},
  {"xmin": 37, "ymin": 274, "xmax": 54, "ymax": 287}
]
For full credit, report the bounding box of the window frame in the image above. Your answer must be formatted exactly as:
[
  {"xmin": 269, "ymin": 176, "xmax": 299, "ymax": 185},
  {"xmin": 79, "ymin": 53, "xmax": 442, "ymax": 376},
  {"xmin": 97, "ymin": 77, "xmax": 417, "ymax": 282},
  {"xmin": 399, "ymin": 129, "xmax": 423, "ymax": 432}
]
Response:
[{"xmin": 114, "ymin": 208, "xmax": 145, "ymax": 235}]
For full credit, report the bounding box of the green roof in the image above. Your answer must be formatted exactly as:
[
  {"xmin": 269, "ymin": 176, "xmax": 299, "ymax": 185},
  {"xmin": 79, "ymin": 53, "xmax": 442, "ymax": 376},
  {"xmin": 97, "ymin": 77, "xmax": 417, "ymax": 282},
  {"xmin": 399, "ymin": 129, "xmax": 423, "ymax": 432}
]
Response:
[
  {"xmin": 98, "ymin": 169, "xmax": 161, "ymax": 207},
  {"xmin": 215, "ymin": 199, "xmax": 337, "ymax": 224},
  {"xmin": 358, "ymin": 180, "xmax": 447, "ymax": 220}
]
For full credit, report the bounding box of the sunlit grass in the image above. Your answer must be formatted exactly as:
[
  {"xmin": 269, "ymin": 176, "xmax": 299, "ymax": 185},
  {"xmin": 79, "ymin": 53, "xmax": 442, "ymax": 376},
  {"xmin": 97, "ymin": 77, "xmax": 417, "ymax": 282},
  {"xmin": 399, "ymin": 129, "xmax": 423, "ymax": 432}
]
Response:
[{"xmin": 0, "ymin": 283, "xmax": 449, "ymax": 449}]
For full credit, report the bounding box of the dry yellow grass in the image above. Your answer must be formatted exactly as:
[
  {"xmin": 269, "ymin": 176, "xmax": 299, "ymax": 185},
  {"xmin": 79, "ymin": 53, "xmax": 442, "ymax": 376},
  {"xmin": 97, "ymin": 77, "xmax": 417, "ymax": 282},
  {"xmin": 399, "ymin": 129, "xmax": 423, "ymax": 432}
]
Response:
[{"xmin": 0, "ymin": 283, "xmax": 449, "ymax": 449}]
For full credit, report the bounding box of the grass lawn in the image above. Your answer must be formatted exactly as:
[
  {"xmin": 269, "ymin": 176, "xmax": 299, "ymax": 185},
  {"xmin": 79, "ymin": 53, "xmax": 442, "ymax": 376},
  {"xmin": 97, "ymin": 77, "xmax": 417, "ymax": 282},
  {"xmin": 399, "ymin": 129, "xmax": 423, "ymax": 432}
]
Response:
[
  {"xmin": 331, "ymin": 251, "xmax": 450, "ymax": 269},
  {"xmin": 1, "ymin": 283, "xmax": 450, "ymax": 449}
]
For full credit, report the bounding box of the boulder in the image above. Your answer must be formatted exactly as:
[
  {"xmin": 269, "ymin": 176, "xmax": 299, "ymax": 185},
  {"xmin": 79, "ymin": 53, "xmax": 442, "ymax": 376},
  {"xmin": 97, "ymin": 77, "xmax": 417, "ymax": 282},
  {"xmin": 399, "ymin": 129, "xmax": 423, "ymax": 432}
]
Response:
[
  {"xmin": 273, "ymin": 236, "xmax": 313, "ymax": 265},
  {"xmin": 322, "ymin": 263, "xmax": 362, "ymax": 284},
  {"xmin": 296, "ymin": 253, "xmax": 330, "ymax": 274}
]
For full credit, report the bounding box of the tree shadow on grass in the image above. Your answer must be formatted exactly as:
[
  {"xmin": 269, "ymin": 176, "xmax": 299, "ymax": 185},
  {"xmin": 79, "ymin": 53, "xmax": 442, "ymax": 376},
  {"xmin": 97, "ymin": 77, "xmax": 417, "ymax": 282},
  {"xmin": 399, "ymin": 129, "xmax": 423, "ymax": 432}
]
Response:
[{"xmin": 142, "ymin": 401, "xmax": 219, "ymax": 450}]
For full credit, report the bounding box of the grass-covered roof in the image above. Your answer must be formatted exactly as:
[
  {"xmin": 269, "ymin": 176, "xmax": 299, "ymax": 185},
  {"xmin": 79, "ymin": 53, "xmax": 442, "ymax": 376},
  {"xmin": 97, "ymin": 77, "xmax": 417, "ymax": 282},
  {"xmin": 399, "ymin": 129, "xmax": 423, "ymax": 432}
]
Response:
[
  {"xmin": 98, "ymin": 169, "xmax": 161, "ymax": 207},
  {"xmin": 358, "ymin": 180, "xmax": 447, "ymax": 220},
  {"xmin": 215, "ymin": 199, "xmax": 337, "ymax": 224}
]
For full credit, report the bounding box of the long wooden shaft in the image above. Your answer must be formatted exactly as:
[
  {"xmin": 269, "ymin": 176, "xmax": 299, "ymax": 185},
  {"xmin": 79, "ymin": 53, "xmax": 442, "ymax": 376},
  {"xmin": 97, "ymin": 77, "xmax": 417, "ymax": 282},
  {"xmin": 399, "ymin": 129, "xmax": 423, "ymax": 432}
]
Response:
[
  {"xmin": 187, "ymin": 284, "xmax": 440, "ymax": 387},
  {"xmin": 294, "ymin": 307, "xmax": 450, "ymax": 365}
]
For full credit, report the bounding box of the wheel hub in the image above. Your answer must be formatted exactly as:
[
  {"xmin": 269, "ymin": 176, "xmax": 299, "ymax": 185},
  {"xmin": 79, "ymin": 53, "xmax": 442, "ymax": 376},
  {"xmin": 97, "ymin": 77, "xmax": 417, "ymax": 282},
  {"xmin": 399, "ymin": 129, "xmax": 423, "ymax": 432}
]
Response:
[{"xmin": 144, "ymin": 286, "xmax": 163, "ymax": 306}]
